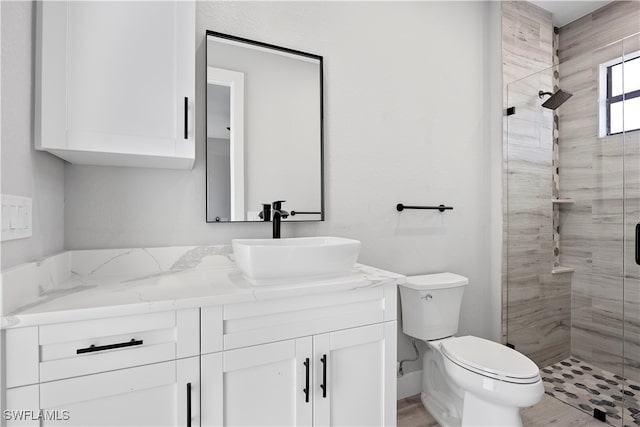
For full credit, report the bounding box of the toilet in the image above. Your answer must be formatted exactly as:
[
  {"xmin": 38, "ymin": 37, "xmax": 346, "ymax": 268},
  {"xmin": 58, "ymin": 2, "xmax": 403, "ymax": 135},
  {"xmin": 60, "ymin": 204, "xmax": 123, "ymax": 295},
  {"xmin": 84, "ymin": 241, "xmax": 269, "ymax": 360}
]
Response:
[{"xmin": 399, "ymin": 273, "xmax": 544, "ymax": 427}]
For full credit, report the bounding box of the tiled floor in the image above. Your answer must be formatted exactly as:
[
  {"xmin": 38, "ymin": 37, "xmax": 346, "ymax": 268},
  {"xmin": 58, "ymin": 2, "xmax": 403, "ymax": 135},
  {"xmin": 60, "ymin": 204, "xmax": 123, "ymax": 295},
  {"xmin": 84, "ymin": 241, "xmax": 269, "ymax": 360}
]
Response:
[
  {"xmin": 541, "ymin": 357, "xmax": 640, "ymax": 426},
  {"xmin": 398, "ymin": 393, "xmax": 607, "ymax": 427}
]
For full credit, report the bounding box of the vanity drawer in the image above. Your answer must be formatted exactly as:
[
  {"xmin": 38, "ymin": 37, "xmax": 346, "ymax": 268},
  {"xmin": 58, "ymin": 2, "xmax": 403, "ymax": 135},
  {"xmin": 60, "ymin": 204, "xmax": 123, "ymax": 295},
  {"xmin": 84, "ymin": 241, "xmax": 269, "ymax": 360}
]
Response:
[
  {"xmin": 220, "ymin": 287, "xmax": 393, "ymax": 350},
  {"xmin": 6, "ymin": 309, "xmax": 199, "ymax": 387},
  {"xmin": 39, "ymin": 309, "xmax": 199, "ymax": 382}
]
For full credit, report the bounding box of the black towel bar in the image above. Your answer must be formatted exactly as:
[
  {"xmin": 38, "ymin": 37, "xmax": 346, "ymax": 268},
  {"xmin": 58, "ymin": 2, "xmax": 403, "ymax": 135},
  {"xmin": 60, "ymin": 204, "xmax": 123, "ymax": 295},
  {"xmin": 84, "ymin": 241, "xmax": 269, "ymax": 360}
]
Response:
[
  {"xmin": 290, "ymin": 211, "xmax": 322, "ymax": 216},
  {"xmin": 396, "ymin": 204, "xmax": 453, "ymax": 212}
]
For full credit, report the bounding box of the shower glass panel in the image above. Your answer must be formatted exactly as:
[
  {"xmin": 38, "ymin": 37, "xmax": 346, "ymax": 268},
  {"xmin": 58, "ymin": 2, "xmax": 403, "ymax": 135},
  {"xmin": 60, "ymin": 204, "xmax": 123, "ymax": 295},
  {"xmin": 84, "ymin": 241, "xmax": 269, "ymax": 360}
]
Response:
[
  {"xmin": 622, "ymin": 32, "xmax": 640, "ymax": 427},
  {"xmin": 506, "ymin": 35, "xmax": 640, "ymax": 423},
  {"xmin": 505, "ymin": 64, "xmax": 573, "ymax": 369}
]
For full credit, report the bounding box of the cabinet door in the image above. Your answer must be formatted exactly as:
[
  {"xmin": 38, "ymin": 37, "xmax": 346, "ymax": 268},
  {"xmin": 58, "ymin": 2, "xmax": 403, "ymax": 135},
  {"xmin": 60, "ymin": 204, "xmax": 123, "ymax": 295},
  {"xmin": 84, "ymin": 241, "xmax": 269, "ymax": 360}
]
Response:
[
  {"xmin": 36, "ymin": 1, "xmax": 195, "ymax": 169},
  {"xmin": 5, "ymin": 385, "xmax": 39, "ymax": 427},
  {"xmin": 201, "ymin": 338, "xmax": 312, "ymax": 426},
  {"xmin": 313, "ymin": 322, "xmax": 397, "ymax": 427},
  {"xmin": 37, "ymin": 358, "xmax": 199, "ymax": 426}
]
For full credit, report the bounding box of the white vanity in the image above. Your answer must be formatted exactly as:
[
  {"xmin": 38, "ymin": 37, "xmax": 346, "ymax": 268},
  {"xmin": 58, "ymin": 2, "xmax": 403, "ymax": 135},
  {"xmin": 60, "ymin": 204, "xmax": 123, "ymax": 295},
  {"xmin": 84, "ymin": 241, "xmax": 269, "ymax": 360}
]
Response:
[
  {"xmin": 2, "ymin": 245, "xmax": 403, "ymax": 426},
  {"xmin": 15, "ymin": 2, "xmax": 393, "ymax": 425}
]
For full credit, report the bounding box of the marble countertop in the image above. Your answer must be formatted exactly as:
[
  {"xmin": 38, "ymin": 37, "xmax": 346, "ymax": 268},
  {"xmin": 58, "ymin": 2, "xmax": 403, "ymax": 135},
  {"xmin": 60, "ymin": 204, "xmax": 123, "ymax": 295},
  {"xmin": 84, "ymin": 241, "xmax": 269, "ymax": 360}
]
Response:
[{"xmin": 1, "ymin": 245, "xmax": 405, "ymax": 329}]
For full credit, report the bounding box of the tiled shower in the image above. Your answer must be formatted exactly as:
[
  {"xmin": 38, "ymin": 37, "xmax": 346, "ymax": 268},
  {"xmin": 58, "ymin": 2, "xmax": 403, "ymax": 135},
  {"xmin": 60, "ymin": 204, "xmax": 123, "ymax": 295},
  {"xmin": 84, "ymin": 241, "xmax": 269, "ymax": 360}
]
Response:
[{"xmin": 504, "ymin": 1, "xmax": 640, "ymax": 425}]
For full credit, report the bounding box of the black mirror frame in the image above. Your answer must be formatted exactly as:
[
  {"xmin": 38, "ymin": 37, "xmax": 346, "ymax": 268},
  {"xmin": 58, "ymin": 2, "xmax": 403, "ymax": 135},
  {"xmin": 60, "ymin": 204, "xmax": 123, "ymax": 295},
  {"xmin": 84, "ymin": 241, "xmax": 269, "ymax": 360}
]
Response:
[{"xmin": 204, "ymin": 30, "xmax": 324, "ymax": 223}]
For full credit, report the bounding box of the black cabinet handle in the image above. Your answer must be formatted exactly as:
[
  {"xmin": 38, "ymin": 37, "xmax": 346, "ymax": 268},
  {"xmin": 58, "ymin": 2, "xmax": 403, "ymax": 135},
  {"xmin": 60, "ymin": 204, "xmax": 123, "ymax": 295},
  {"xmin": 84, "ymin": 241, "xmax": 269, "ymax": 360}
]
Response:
[
  {"xmin": 320, "ymin": 354, "xmax": 327, "ymax": 398},
  {"xmin": 303, "ymin": 358, "xmax": 310, "ymax": 403},
  {"xmin": 76, "ymin": 338, "xmax": 143, "ymax": 354},
  {"xmin": 186, "ymin": 382, "xmax": 192, "ymax": 427},
  {"xmin": 636, "ymin": 223, "xmax": 640, "ymax": 265},
  {"xmin": 184, "ymin": 97, "xmax": 189, "ymax": 139}
]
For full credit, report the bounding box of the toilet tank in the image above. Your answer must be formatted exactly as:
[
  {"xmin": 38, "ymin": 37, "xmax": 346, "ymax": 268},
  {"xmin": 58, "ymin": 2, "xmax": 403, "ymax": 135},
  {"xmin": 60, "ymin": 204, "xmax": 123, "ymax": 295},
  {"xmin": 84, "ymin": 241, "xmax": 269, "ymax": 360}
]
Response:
[{"xmin": 399, "ymin": 273, "xmax": 468, "ymax": 340}]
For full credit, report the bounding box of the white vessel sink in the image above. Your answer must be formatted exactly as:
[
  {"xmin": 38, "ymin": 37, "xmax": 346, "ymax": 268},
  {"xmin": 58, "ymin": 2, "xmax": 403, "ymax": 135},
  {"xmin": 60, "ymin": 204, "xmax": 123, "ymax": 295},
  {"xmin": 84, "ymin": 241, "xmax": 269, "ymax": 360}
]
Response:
[{"xmin": 232, "ymin": 236, "xmax": 361, "ymax": 285}]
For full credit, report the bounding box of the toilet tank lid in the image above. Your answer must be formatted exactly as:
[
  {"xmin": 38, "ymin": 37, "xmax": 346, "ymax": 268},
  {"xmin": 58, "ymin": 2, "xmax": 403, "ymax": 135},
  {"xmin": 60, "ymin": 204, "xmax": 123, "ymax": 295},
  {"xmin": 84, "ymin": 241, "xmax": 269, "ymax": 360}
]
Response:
[{"xmin": 402, "ymin": 273, "xmax": 468, "ymax": 290}]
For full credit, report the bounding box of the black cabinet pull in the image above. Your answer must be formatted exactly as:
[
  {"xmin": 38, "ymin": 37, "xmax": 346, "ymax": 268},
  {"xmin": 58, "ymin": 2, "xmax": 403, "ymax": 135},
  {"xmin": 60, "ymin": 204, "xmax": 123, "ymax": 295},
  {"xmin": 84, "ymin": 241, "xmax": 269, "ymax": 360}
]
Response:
[
  {"xmin": 320, "ymin": 354, "xmax": 327, "ymax": 398},
  {"xmin": 303, "ymin": 358, "xmax": 310, "ymax": 403},
  {"xmin": 186, "ymin": 382, "xmax": 192, "ymax": 427},
  {"xmin": 184, "ymin": 97, "xmax": 189, "ymax": 139},
  {"xmin": 636, "ymin": 223, "xmax": 640, "ymax": 265},
  {"xmin": 76, "ymin": 338, "xmax": 143, "ymax": 354}
]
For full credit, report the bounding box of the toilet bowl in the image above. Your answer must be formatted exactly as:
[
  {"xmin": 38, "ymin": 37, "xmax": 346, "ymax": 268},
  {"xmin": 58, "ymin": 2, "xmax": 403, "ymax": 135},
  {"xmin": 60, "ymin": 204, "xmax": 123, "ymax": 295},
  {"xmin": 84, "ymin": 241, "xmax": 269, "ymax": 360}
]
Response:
[{"xmin": 399, "ymin": 273, "xmax": 543, "ymax": 427}]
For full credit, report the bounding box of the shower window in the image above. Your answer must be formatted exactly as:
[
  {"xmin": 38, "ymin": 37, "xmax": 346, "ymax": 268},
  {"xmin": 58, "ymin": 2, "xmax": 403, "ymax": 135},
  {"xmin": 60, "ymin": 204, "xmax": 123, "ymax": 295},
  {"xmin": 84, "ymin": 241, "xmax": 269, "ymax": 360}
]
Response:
[{"xmin": 601, "ymin": 53, "xmax": 640, "ymax": 135}]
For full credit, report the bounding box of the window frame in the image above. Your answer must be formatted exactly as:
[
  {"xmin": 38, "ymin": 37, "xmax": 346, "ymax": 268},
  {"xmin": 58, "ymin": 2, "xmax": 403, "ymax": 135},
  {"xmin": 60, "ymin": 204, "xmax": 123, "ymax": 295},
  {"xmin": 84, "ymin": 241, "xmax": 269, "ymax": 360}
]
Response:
[{"xmin": 602, "ymin": 53, "xmax": 640, "ymax": 136}]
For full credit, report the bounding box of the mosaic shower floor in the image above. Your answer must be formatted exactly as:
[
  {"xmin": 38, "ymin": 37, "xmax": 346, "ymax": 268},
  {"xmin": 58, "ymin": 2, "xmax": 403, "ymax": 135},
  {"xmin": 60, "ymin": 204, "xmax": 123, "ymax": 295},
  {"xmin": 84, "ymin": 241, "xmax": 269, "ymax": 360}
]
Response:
[{"xmin": 541, "ymin": 357, "xmax": 640, "ymax": 426}]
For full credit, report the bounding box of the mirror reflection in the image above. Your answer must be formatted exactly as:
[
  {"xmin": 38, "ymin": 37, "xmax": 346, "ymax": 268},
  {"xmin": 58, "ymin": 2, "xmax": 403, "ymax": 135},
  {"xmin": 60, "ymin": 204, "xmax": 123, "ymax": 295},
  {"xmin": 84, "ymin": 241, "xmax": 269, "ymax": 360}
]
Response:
[{"xmin": 206, "ymin": 32, "xmax": 323, "ymax": 222}]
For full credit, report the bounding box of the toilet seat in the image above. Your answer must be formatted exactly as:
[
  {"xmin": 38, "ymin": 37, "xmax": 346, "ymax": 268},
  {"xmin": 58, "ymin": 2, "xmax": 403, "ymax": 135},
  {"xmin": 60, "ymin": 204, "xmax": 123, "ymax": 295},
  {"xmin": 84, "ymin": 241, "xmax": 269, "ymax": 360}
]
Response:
[{"xmin": 441, "ymin": 336, "xmax": 540, "ymax": 384}]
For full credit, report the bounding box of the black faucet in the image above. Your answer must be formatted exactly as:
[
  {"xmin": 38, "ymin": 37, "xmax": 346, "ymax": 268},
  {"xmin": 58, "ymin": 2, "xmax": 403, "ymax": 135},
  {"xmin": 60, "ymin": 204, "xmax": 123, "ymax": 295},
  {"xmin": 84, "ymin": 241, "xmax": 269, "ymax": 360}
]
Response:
[{"xmin": 271, "ymin": 200, "xmax": 289, "ymax": 238}]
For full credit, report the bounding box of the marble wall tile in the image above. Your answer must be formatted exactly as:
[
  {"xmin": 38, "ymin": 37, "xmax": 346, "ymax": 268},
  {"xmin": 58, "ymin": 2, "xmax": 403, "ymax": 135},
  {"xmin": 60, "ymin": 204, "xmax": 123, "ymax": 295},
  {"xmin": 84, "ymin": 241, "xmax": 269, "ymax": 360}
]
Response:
[
  {"xmin": 571, "ymin": 327, "xmax": 593, "ymax": 361},
  {"xmin": 1, "ymin": 246, "xmax": 235, "ymax": 315},
  {"xmin": 590, "ymin": 1, "xmax": 640, "ymax": 52},
  {"xmin": 559, "ymin": 135, "xmax": 597, "ymax": 158},
  {"xmin": 1, "ymin": 252, "xmax": 71, "ymax": 314},
  {"xmin": 69, "ymin": 246, "xmax": 234, "ymax": 278}
]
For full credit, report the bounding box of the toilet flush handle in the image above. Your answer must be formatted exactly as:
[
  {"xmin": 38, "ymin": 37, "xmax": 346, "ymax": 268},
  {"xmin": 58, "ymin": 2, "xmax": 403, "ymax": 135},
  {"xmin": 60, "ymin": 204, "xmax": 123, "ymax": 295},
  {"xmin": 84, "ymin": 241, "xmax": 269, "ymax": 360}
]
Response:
[{"xmin": 421, "ymin": 294, "xmax": 433, "ymax": 300}]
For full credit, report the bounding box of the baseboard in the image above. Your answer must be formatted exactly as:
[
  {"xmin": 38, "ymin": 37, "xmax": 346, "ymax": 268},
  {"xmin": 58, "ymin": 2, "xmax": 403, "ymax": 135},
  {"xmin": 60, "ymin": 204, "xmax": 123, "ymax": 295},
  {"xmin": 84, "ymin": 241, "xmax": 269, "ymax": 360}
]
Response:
[{"xmin": 397, "ymin": 369, "xmax": 422, "ymax": 400}]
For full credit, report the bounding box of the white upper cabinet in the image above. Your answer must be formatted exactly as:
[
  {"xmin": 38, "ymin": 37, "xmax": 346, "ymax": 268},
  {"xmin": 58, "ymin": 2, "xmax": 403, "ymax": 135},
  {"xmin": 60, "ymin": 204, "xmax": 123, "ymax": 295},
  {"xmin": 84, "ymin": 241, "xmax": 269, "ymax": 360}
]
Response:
[{"xmin": 35, "ymin": 1, "xmax": 195, "ymax": 169}]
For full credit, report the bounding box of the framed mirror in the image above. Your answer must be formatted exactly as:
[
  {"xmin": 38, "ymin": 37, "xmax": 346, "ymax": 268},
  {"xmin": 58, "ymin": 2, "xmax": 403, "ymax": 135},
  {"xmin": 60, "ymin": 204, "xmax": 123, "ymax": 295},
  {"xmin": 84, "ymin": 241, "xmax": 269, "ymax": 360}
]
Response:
[{"xmin": 205, "ymin": 31, "xmax": 324, "ymax": 222}]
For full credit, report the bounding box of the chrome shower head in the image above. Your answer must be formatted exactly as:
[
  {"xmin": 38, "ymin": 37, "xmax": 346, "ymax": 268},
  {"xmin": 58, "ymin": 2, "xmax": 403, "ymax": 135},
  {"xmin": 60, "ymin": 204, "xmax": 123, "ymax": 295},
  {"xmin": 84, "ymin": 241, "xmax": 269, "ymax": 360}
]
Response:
[{"xmin": 539, "ymin": 89, "xmax": 573, "ymax": 110}]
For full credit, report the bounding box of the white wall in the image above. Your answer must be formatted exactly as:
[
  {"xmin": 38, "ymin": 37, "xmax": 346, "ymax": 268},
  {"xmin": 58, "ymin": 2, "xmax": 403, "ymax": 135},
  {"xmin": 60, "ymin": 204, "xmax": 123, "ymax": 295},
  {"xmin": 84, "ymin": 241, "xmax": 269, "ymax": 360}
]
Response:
[
  {"xmin": 1, "ymin": 1, "xmax": 65, "ymax": 269},
  {"xmin": 9, "ymin": 1, "xmax": 502, "ymax": 370}
]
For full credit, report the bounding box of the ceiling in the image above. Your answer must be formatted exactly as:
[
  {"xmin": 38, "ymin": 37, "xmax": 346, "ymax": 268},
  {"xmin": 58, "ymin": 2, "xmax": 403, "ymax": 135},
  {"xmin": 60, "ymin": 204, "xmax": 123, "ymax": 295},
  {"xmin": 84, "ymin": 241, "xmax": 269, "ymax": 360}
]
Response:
[{"xmin": 529, "ymin": 1, "xmax": 614, "ymax": 27}]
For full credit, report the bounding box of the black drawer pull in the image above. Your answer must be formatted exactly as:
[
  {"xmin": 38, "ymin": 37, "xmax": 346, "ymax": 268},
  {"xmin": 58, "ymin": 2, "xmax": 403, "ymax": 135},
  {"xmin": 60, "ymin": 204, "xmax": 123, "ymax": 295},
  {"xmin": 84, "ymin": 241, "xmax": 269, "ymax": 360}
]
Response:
[
  {"xmin": 320, "ymin": 354, "xmax": 327, "ymax": 398},
  {"xmin": 76, "ymin": 338, "xmax": 143, "ymax": 354},
  {"xmin": 184, "ymin": 97, "xmax": 189, "ymax": 139},
  {"xmin": 303, "ymin": 358, "xmax": 310, "ymax": 403},
  {"xmin": 636, "ymin": 223, "xmax": 640, "ymax": 265},
  {"xmin": 187, "ymin": 382, "xmax": 192, "ymax": 427}
]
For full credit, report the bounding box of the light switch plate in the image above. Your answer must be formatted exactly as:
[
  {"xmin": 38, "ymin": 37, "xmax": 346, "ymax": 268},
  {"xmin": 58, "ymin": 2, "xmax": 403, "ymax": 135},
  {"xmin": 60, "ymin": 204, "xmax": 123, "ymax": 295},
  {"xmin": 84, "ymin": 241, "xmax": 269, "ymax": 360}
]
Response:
[{"xmin": 1, "ymin": 194, "xmax": 33, "ymax": 241}]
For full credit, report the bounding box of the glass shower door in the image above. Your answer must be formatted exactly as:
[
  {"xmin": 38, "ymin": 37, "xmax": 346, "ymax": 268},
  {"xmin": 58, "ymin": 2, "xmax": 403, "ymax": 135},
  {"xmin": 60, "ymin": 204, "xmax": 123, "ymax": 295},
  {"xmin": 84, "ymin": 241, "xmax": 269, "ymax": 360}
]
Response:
[
  {"xmin": 505, "ymin": 36, "xmax": 634, "ymax": 423},
  {"xmin": 622, "ymin": 32, "xmax": 640, "ymax": 427}
]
